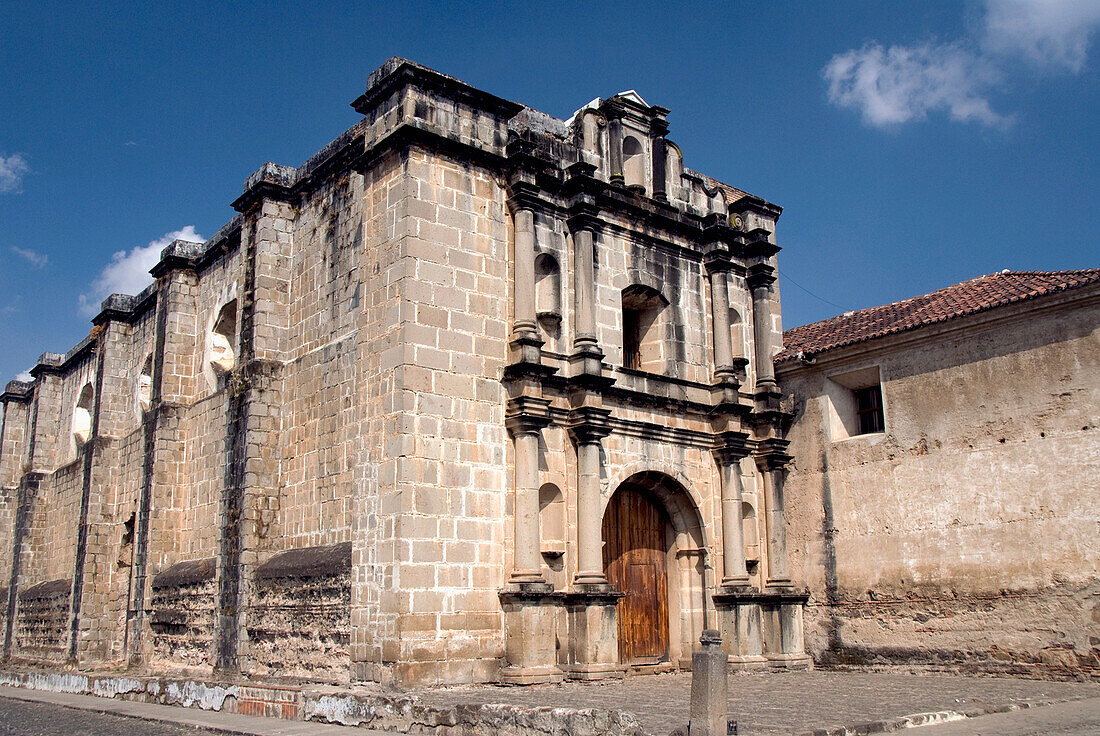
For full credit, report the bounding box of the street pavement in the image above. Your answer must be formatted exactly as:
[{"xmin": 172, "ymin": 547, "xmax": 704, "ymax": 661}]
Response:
[
  {"xmin": 418, "ymin": 670, "xmax": 1100, "ymax": 735},
  {"xmin": 0, "ymin": 670, "xmax": 1097, "ymax": 735}
]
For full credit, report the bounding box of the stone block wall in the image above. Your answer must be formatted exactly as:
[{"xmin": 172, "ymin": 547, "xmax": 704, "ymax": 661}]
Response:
[{"xmin": 0, "ymin": 58, "xmax": 802, "ymax": 686}]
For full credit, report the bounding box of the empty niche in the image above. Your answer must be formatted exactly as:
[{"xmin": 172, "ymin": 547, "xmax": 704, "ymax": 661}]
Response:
[
  {"xmin": 208, "ymin": 300, "xmax": 238, "ymax": 383},
  {"xmin": 742, "ymin": 501, "xmax": 759, "ymax": 567},
  {"xmin": 72, "ymin": 383, "xmax": 94, "ymax": 454},
  {"xmin": 622, "ymin": 135, "xmax": 646, "ymax": 193},
  {"xmin": 137, "ymin": 354, "xmax": 153, "ymax": 417},
  {"xmin": 539, "ymin": 483, "xmax": 565, "ymax": 564},
  {"xmin": 535, "ymin": 252, "xmax": 562, "ymax": 341},
  {"xmin": 621, "ymin": 284, "xmax": 668, "ymax": 372}
]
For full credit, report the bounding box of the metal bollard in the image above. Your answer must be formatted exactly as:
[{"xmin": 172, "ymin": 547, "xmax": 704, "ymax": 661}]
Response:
[{"xmin": 688, "ymin": 629, "xmax": 729, "ymax": 736}]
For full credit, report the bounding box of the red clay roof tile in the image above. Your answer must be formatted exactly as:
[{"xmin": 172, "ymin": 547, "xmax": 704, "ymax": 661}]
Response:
[{"xmin": 776, "ymin": 269, "xmax": 1100, "ymax": 363}]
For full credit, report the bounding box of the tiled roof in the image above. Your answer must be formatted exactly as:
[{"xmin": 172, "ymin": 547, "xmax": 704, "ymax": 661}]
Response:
[{"xmin": 776, "ymin": 269, "xmax": 1100, "ymax": 363}]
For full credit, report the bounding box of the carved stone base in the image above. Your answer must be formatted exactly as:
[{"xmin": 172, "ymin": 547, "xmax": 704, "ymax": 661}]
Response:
[
  {"xmin": 714, "ymin": 586, "xmax": 811, "ymax": 671},
  {"xmin": 500, "ymin": 585, "xmax": 563, "ymax": 684},
  {"xmin": 562, "ymin": 587, "xmax": 625, "ymax": 681}
]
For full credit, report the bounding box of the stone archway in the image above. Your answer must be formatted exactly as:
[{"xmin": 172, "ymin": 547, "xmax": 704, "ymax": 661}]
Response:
[{"xmin": 602, "ymin": 471, "xmax": 707, "ymax": 668}]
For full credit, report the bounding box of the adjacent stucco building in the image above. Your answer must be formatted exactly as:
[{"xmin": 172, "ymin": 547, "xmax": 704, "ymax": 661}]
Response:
[
  {"xmin": 0, "ymin": 58, "xmax": 809, "ymax": 687},
  {"xmin": 777, "ymin": 269, "xmax": 1100, "ymax": 677}
]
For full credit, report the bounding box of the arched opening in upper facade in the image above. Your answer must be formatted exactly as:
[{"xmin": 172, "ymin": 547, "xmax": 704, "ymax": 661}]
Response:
[
  {"xmin": 208, "ymin": 299, "xmax": 238, "ymax": 383},
  {"xmin": 602, "ymin": 471, "xmax": 706, "ymax": 668},
  {"xmin": 72, "ymin": 382, "xmax": 95, "ymax": 455},
  {"xmin": 621, "ymin": 284, "xmax": 668, "ymax": 372},
  {"xmin": 622, "ymin": 135, "xmax": 646, "ymax": 193}
]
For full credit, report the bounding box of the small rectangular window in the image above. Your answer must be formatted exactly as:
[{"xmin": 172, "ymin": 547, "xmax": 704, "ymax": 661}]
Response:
[
  {"xmin": 623, "ymin": 308, "xmax": 641, "ymax": 370},
  {"xmin": 854, "ymin": 385, "xmax": 884, "ymax": 435}
]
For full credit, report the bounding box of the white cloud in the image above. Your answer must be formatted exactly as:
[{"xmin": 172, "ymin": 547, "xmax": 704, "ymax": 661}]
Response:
[
  {"xmin": 824, "ymin": 42, "xmax": 1006, "ymax": 127},
  {"xmin": 79, "ymin": 226, "xmax": 204, "ymax": 316},
  {"xmin": 824, "ymin": 0, "xmax": 1100, "ymax": 127},
  {"xmin": 16, "ymin": 371, "xmax": 33, "ymax": 383},
  {"xmin": 0, "ymin": 153, "xmax": 29, "ymax": 193},
  {"xmin": 983, "ymin": 0, "xmax": 1100, "ymax": 71},
  {"xmin": 11, "ymin": 246, "xmax": 48, "ymax": 268}
]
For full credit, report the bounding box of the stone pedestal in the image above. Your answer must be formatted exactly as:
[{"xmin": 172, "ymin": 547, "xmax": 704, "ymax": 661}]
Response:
[
  {"xmin": 768, "ymin": 598, "xmax": 812, "ymax": 670},
  {"xmin": 714, "ymin": 587, "xmax": 811, "ymax": 670},
  {"xmin": 713, "ymin": 588, "xmax": 767, "ymax": 670},
  {"xmin": 562, "ymin": 587, "xmax": 625, "ymax": 681},
  {"xmin": 500, "ymin": 585, "xmax": 563, "ymax": 684}
]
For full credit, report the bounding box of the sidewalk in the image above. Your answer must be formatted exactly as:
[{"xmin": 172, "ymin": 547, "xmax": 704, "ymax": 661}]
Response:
[{"xmin": 0, "ymin": 685, "xmax": 387, "ymax": 735}]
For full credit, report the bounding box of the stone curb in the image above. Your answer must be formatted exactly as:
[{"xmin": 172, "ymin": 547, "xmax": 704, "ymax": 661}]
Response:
[
  {"xmin": 0, "ymin": 669, "xmax": 649, "ymax": 736},
  {"xmin": 790, "ymin": 694, "xmax": 1098, "ymax": 736}
]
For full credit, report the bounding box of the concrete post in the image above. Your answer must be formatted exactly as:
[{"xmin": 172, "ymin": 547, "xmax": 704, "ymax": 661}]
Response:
[
  {"xmin": 689, "ymin": 629, "xmax": 729, "ymax": 736},
  {"xmin": 513, "ymin": 208, "xmax": 538, "ymax": 337}
]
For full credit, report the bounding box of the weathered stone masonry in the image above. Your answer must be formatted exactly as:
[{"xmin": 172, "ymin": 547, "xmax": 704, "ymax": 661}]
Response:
[{"xmin": 0, "ymin": 58, "xmax": 809, "ymax": 686}]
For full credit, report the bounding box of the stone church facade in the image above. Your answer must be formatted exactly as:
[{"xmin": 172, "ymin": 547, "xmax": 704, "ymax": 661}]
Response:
[{"xmin": 0, "ymin": 58, "xmax": 810, "ymax": 687}]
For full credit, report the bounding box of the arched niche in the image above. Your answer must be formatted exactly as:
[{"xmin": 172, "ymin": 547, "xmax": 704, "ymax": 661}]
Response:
[
  {"xmin": 742, "ymin": 500, "xmax": 759, "ymax": 565},
  {"xmin": 621, "ymin": 284, "xmax": 669, "ymax": 372},
  {"xmin": 622, "ymin": 135, "xmax": 646, "ymax": 193},
  {"xmin": 72, "ymin": 382, "xmax": 94, "ymax": 453},
  {"xmin": 208, "ymin": 299, "xmax": 238, "ymax": 380},
  {"xmin": 729, "ymin": 306, "xmax": 746, "ymax": 361},
  {"xmin": 538, "ymin": 483, "xmax": 565, "ymax": 556},
  {"xmin": 137, "ymin": 354, "xmax": 153, "ymax": 417},
  {"xmin": 534, "ymin": 252, "xmax": 562, "ymax": 333}
]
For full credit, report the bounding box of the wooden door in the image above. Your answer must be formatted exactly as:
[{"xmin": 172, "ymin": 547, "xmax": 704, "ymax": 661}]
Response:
[{"xmin": 603, "ymin": 486, "xmax": 669, "ymax": 663}]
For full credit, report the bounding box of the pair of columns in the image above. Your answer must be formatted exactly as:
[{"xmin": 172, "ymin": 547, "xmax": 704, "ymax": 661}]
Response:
[
  {"xmin": 509, "ymin": 195, "xmax": 607, "ymax": 589},
  {"xmin": 512, "ymin": 198, "xmax": 600, "ymax": 357},
  {"xmin": 506, "ymin": 416, "xmax": 610, "ymax": 588},
  {"xmin": 715, "ymin": 445, "xmax": 791, "ymax": 589},
  {"xmin": 706, "ymin": 251, "xmax": 778, "ymax": 391}
]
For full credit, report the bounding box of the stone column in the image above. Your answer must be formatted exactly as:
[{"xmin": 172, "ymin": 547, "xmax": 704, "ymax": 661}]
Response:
[
  {"xmin": 651, "ymin": 137, "xmax": 668, "ymax": 202},
  {"xmin": 748, "ymin": 266, "xmax": 778, "ymax": 391},
  {"xmin": 716, "ymin": 453, "xmax": 749, "ymax": 587},
  {"xmin": 757, "ymin": 455, "xmax": 792, "ymax": 587},
  {"xmin": 513, "ymin": 207, "xmax": 538, "ymax": 338},
  {"xmin": 566, "ymin": 187, "xmax": 604, "ymax": 376},
  {"xmin": 705, "ymin": 250, "xmax": 737, "ymax": 384},
  {"xmin": 607, "ymin": 117, "xmax": 624, "ymax": 185},
  {"xmin": 572, "ymin": 226, "xmax": 598, "ymax": 354},
  {"xmin": 501, "ymin": 409, "xmax": 560, "ymax": 684},
  {"xmin": 569, "ymin": 414, "xmax": 612, "ymax": 587},
  {"xmin": 507, "ymin": 415, "xmax": 548, "ymax": 586}
]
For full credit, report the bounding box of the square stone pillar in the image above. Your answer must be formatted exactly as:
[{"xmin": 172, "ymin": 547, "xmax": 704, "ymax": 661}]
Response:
[
  {"xmin": 562, "ymin": 589, "xmax": 624, "ymax": 680},
  {"xmin": 500, "ymin": 586, "xmax": 563, "ymax": 684}
]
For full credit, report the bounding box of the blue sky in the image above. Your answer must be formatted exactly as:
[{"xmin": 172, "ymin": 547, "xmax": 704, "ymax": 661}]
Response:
[{"xmin": 1, "ymin": 1, "xmax": 1098, "ymax": 383}]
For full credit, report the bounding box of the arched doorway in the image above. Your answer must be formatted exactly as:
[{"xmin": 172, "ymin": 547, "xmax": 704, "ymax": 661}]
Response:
[{"xmin": 602, "ymin": 472, "xmax": 707, "ymax": 667}]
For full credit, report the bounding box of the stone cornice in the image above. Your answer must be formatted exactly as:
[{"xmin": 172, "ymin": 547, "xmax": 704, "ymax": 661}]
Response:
[
  {"xmin": 746, "ymin": 262, "xmax": 777, "ymax": 290},
  {"xmin": 231, "ymin": 162, "xmax": 296, "ymax": 214},
  {"xmin": 505, "ymin": 396, "xmax": 552, "ymax": 436},
  {"xmin": 351, "ymin": 57, "xmax": 524, "ymax": 121},
  {"xmin": 567, "ymin": 406, "xmax": 613, "ymax": 445},
  {"xmin": 0, "ymin": 380, "xmax": 33, "ymax": 403}
]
